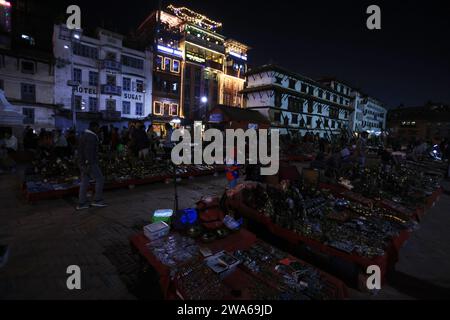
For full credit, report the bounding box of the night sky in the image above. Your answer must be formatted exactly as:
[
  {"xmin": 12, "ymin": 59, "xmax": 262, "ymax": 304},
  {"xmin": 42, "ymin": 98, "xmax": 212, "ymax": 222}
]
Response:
[{"xmin": 40, "ymin": 0, "xmax": 450, "ymax": 108}]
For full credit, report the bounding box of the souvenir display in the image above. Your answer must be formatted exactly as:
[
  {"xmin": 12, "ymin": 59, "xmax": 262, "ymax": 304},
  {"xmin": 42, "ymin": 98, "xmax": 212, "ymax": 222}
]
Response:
[
  {"xmin": 238, "ymin": 182, "xmax": 416, "ymax": 258},
  {"xmin": 234, "ymin": 242, "xmax": 337, "ymax": 300},
  {"xmin": 24, "ymin": 148, "xmax": 222, "ymax": 195},
  {"xmin": 146, "ymin": 233, "xmax": 200, "ymax": 268},
  {"xmin": 175, "ymin": 260, "xmax": 228, "ymax": 300}
]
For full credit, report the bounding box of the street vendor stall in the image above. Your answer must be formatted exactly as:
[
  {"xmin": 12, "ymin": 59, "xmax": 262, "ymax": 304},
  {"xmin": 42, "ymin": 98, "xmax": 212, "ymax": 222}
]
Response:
[
  {"xmin": 224, "ymin": 181, "xmax": 425, "ymax": 287},
  {"xmin": 129, "ymin": 196, "xmax": 348, "ymax": 300}
]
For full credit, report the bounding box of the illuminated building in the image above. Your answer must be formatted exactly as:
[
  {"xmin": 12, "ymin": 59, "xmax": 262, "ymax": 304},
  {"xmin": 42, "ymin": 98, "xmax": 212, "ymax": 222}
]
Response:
[
  {"xmin": 53, "ymin": 25, "xmax": 153, "ymax": 129},
  {"xmin": 241, "ymin": 65, "xmax": 353, "ymax": 137},
  {"xmin": 136, "ymin": 5, "xmax": 249, "ymax": 133},
  {"xmin": 318, "ymin": 78, "xmax": 387, "ymax": 135}
]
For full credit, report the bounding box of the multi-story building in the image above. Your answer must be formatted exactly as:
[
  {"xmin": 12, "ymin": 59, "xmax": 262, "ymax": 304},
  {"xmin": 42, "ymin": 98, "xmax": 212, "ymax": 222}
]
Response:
[
  {"xmin": 53, "ymin": 24, "xmax": 152, "ymax": 131},
  {"xmin": 0, "ymin": 49, "xmax": 56, "ymax": 133},
  {"xmin": 241, "ymin": 64, "xmax": 353, "ymax": 137},
  {"xmin": 0, "ymin": 0, "xmax": 57, "ymax": 138},
  {"xmin": 359, "ymin": 96, "xmax": 387, "ymax": 134},
  {"xmin": 318, "ymin": 78, "xmax": 387, "ymax": 135},
  {"xmin": 388, "ymin": 102, "xmax": 450, "ymax": 142},
  {"xmin": 136, "ymin": 5, "xmax": 249, "ymax": 135}
]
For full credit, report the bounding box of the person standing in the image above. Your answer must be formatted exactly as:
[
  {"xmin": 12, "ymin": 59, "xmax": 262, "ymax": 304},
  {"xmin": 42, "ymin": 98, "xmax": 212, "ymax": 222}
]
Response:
[
  {"xmin": 355, "ymin": 132, "xmax": 368, "ymax": 168},
  {"xmin": 77, "ymin": 122, "xmax": 107, "ymax": 210},
  {"xmin": 163, "ymin": 123, "xmax": 174, "ymax": 160}
]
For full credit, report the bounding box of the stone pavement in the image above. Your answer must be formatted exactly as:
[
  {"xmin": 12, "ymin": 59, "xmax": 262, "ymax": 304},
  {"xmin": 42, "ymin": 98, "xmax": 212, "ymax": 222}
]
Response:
[
  {"xmin": 1, "ymin": 171, "xmax": 450, "ymax": 300},
  {"xmin": 0, "ymin": 171, "xmax": 228, "ymax": 299}
]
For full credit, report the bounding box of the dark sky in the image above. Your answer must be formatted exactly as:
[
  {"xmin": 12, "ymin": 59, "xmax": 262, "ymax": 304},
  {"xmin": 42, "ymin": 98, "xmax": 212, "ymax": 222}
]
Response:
[{"xmin": 44, "ymin": 0, "xmax": 450, "ymax": 108}]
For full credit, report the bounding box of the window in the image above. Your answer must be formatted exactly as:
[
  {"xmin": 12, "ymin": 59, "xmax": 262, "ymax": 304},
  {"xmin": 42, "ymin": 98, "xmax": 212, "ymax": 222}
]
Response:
[
  {"xmin": 172, "ymin": 82, "xmax": 178, "ymax": 94},
  {"xmin": 308, "ymin": 86, "xmax": 314, "ymax": 95},
  {"xmin": 333, "ymin": 95, "xmax": 337, "ymax": 103},
  {"xmin": 318, "ymin": 90, "xmax": 323, "ymax": 99},
  {"xmin": 121, "ymin": 55, "xmax": 144, "ymax": 70},
  {"xmin": 339, "ymin": 97, "xmax": 344, "ymax": 105},
  {"xmin": 73, "ymin": 68, "xmax": 82, "ymax": 83},
  {"xmin": 23, "ymin": 108, "xmax": 35, "ymax": 125},
  {"xmin": 308, "ymin": 100, "xmax": 314, "ymax": 113},
  {"xmin": 107, "ymin": 75, "xmax": 116, "ymax": 86},
  {"xmin": 326, "ymin": 92, "xmax": 331, "ymax": 100},
  {"xmin": 274, "ymin": 92, "xmax": 282, "ymax": 107},
  {"xmin": 275, "ymin": 76, "xmax": 283, "ymax": 84},
  {"xmin": 136, "ymin": 80, "xmax": 144, "ymax": 93},
  {"xmin": 154, "ymin": 101, "xmax": 162, "ymax": 115},
  {"xmin": 288, "ymin": 79, "xmax": 296, "ymax": 89},
  {"xmin": 122, "ymin": 101, "xmax": 131, "ymax": 115},
  {"xmin": 89, "ymin": 71, "xmax": 98, "ymax": 86},
  {"xmin": 172, "ymin": 60, "xmax": 180, "ymax": 73},
  {"xmin": 106, "ymin": 51, "xmax": 116, "ymax": 61},
  {"xmin": 164, "ymin": 57, "xmax": 171, "ymax": 71},
  {"xmin": 73, "ymin": 43, "xmax": 98, "ymax": 59},
  {"xmin": 123, "ymin": 77, "xmax": 131, "ymax": 91},
  {"xmin": 21, "ymin": 61, "xmax": 35, "ymax": 74},
  {"xmin": 135, "ymin": 103, "xmax": 143, "ymax": 116},
  {"xmin": 288, "ymin": 97, "xmax": 302, "ymax": 113},
  {"xmin": 106, "ymin": 99, "xmax": 116, "ymax": 111},
  {"xmin": 74, "ymin": 95, "xmax": 82, "ymax": 111},
  {"xmin": 299, "ymin": 117, "xmax": 305, "ymax": 128},
  {"xmin": 307, "ymin": 116, "xmax": 312, "ymax": 126},
  {"xmin": 301, "ymin": 83, "xmax": 307, "ymax": 92},
  {"xmin": 163, "ymin": 103, "xmax": 170, "ymax": 116},
  {"xmin": 170, "ymin": 104, "xmax": 178, "ymax": 116},
  {"xmin": 156, "ymin": 55, "xmax": 163, "ymax": 70},
  {"xmin": 292, "ymin": 114, "xmax": 298, "ymax": 124},
  {"xmin": 317, "ymin": 104, "xmax": 322, "ymax": 114},
  {"xmin": 21, "ymin": 83, "xmax": 35, "ymax": 102},
  {"xmin": 89, "ymin": 97, "xmax": 98, "ymax": 112},
  {"xmin": 274, "ymin": 112, "xmax": 281, "ymax": 122},
  {"xmin": 329, "ymin": 107, "xmax": 338, "ymax": 119}
]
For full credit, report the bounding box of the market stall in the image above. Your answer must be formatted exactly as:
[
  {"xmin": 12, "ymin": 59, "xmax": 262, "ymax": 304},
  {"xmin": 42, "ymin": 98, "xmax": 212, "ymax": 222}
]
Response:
[
  {"xmin": 129, "ymin": 197, "xmax": 348, "ymax": 300},
  {"xmin": 225, "ymin": 181, "xmax": 422, "ymax": 286}
]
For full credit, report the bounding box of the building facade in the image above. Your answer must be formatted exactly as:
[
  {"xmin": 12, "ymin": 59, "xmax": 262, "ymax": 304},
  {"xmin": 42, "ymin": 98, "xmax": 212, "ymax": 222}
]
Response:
[
  {"xmin": 136, "ymin": 5, "xmax": 249, "ymax": 134},
  {"xmin": 241, "ymin": 65, "xmax": 353, "ymax": 137},
  {"xmin": 0, "ymin": 49, "xmax": 56, "ymax": 132},
  {"xmin": 388, "ymin": 103, "xmax": 450, "ymax": 142},
  {"xmin": 318, "ymin": 78, "xmax": 387, "ymax": 135},
  {"xmin": 53, "ymin": 24, "xmax": 152, "ymax": 130}
]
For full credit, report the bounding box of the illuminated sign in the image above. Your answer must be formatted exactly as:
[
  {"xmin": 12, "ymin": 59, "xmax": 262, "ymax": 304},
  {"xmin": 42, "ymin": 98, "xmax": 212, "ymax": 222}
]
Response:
[
  {"xmin": 157, "ymin": 45, "xmax": 183, "ymax": 57},
  {"xmin": 228, "ymin": 51, "xmax": 247, "ymax": 61},
  {"xmin": 186, "ymin": 53, "xmax": 206, "ymax": 64}
]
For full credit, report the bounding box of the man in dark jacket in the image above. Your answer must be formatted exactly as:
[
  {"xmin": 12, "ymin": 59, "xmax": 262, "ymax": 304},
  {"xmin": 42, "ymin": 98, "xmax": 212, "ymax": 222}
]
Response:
[{"xmin": 77, "ymin": 122, "xmax": 107, "ymax": 210}]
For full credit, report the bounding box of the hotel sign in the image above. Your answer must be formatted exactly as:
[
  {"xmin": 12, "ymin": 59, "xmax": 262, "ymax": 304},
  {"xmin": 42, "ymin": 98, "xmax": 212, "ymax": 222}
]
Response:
[{"xmin": 123, "ymin": 93, "xmax": 143, "ymax": 101}]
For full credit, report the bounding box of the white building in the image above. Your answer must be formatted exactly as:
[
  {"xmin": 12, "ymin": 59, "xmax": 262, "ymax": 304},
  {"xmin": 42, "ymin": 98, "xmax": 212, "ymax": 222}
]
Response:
[
  {"xmin": 241, "ymin": 65, "xmax": 353, "ymax": 137},
  {"xmin": 318, "ymin": 78, "xmax": 387, "ymax": 135},
  {"xmin": 0, "ymin": 48, "xmax": 56, "ymax": 136},
  {"xmin": 359, "ymin": 96, "xmax": 387, "ymax": 134},
  {"xmin": 53, "ymin": 25, "xmax": 152, "ymax": 130}
]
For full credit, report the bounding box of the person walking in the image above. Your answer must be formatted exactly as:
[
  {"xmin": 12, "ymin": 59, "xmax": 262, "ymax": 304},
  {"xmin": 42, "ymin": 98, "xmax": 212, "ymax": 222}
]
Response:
[{"xmin": 77, "ymin": 122, "xmax": 107, "ymax": 210}]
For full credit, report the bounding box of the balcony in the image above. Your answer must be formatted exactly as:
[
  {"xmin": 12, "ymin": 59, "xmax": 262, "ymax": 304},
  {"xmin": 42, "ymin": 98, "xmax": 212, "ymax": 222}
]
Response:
[
  {"xmin": 185, "ymin": 34, "xmax": 225, "ymax": 54},
  {"xmin": 101, "ymin": 85, "xmax": 122, "ymax": 96},
  {"xmin": 100, "ymin": 59, "xmax": 122, "ymax": 72},
  {"xmin": 205, "ymin": 60, "xmax": 223, "ymax": 71}
]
